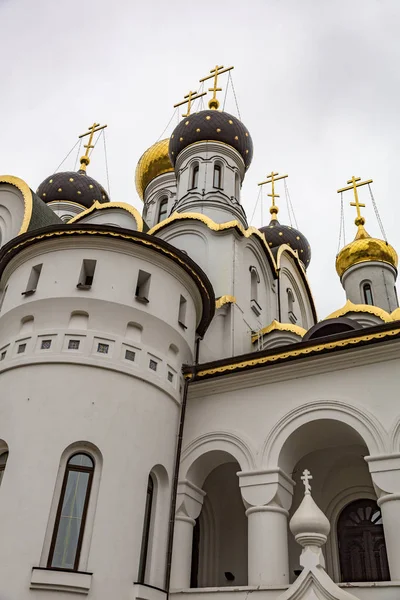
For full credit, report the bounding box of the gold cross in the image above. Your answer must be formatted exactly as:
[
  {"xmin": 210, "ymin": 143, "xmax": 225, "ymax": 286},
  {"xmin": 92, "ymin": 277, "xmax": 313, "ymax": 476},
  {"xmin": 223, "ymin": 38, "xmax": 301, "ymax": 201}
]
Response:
[
  {"xmin": 301, "ymin": 469, "xmax": 313, "ymax": 494},
  {"xmin": 174, "ymin": 90, "xmax": 207, "ymax": 117},
  {"xmin": 258, "ymin": 171, "xmax": 288, "ymax": 220},
  {"xmin": 337, "ymin": 175, "xmax": 373, "ymax": 226},
  {"xmin": 199, "ymin": 64, "xmax": 234, "ymax": 110},
  {"xmin": 78, "ymin": 122, "xmax": 108, "ymax": 171}
]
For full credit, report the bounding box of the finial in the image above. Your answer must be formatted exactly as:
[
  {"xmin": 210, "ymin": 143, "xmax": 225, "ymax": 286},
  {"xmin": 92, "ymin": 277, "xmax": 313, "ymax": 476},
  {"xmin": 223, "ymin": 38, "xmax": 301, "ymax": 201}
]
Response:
[
  {"xmin": 78, "ymin": 122, "xmax": 107, "ymax": 172},
  {"xmin": 337, "ymin": 176, "xmax": 373, "ymax": 228},
  {"xmin": 174, "ymin": 90, "xmax": 207, "ymax": 118},
  {"xmin": 301, "ymin": 469, "xmax": 312, "ymax": 494},
  {"xmin": 258, "ymin": 171, "xmax": 288, "ymax": 221},
  {"xmin": 199, "ymin": 65, "xmax": 234, "ymax": 110}
]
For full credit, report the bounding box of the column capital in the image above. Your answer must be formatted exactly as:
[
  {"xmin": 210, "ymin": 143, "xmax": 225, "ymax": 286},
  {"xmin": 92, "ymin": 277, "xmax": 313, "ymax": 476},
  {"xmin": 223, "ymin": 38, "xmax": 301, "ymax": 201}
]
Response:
[
  {"xmin": 175, "ymin": 479, "xmax": 206, "ymax": 520},
  {"xmin": 365, "ymin": 453, "xmax": 400, "ymax": 497},
  {"xmin": 238, "ymin": 468, "xmax": 295, "ymax": 510}
]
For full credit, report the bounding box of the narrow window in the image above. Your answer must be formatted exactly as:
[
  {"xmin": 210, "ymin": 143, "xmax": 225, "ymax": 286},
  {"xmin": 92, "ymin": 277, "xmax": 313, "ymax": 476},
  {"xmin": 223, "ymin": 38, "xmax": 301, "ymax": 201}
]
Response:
[
  {"xmin": 395, "ymin": 286, "xmax": 399, "ymax": 306},
  {"xmin": 190, "ymin": 164, "xmax": 199, "ymax": 189},
  {"xmin": 0, "ymin": 351, "xmax": 6, "ymax": 361},
  {"xmin": 178, "ymin": 295, "xmax": 187, "ymax": 329},
  {"xmin": 138, "ymin": 475, "xmax": 154, "ymax": 583},
  {"xmin": 22, "ymin": 264, "xmax": 42, "ymax": 296},
  {"xmin": 0, "ymin": 452, "xmax": 9, "ymax": 486},
  {"xmin": 287, "ymin": 288, "xmax": 297, "ymax": 323},
  {"xmin": 250, "ymin": 266, "xmax": 261, "ymax": 316},
  {"xmin": 125, "ymin": 349, "xmax": 136, "ymax": 362},
  {"xmin": 213, "ymin": 164, "xmax": 222, "ymax": 189},
  {"xmin": 363, "ymin": 282, "xmax": 374, "ymax": 306},
  {"xmin": 48, "ymin": 453, "xmax": 94, "ymax": 571},
  {"xmin": 149, "ymin": 359, "xmax": 157, "ymax": 371},
  {"xmin": 17, "ymin": 343, "xmax": 26, "ymax": 354},
  {"xmin": 167, "ymin": 371, "xmax": 174, "ymax": 383},
  {"xmin": 235, "ymin": 172, "xmax": 240, "ymax": 200},
  {"xmin": 135, "ymin": 270, "xmax": 151, "ymax": 303},
  {"xmin": 77, "ymin": 260, "xmax": 96, "ymax": 289},
  {"xmin": 157, "ymin": 198, "xmax": 168, "ymax": 223},
  {"xmin": 0, "ymin": 286, "xmax": 8, "ymax": 312}
]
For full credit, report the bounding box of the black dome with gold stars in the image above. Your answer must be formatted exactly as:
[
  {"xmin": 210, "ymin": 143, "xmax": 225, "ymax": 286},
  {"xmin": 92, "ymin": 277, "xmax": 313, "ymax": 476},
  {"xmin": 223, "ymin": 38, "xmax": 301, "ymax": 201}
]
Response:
[
  {"xmin": 169, "ymin": 110, "xmax": 253, "ymax": 169},
  {"xmin": 36, "ymin": 170, "xmax": 110, "ymax": 208},
  {"xmin": 260, "ymin": 218, "xmax": 311, "ymax": 268}
]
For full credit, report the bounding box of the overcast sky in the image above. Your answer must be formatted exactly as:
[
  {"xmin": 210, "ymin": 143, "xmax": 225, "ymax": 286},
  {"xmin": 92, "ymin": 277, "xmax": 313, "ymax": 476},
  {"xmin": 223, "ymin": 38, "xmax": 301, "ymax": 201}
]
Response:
[{"xmin": 1, "ymin": 0, "xmax": 400, "ymax": 319}]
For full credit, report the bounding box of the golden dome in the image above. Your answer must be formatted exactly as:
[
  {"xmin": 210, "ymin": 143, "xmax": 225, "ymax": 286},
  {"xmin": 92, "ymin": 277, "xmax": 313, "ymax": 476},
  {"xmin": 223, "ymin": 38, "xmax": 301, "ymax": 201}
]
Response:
[
  {"xmin": 135, "ymin": 138, "xmax": 174, "ymax": 201},
  {"xmin": 336, "ymin": 224, "xmax": 398, "ymax": 278}
]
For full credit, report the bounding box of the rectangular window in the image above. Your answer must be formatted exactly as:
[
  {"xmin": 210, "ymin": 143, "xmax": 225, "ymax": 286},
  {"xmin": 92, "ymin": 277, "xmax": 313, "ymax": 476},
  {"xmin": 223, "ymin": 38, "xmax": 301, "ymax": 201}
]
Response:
[
  {"xmin": 0, "ymin": 351, "xmax": 6, "ymax": 361},
  {"xmin": 77, "ymin": 260, "xmax": 96, "ymax": 289},
  {"xmin": 149, "ymin": 359, "xmax": 157, "ymax": 371},
  {"xmin": 125, "ymin": 349, "xmax": 136, "ymax": 362},
  {"xmin": 22, "ymin": 264, "xmax": 42, "ymax": 296},
  {"xmin": 0, "ymin": 286, "xmax": 8, "ymax": 312},
  {"xmin": 97, "ymin": 343, "xmax": 109, "ymax": 354},
  {"xmin": 41, "ymin": 339, "xmax": 52, "ymax": 350},
  {"xmin": 68, "ymin": 340, "xmax": 80, "ymax": 350},
  {"xmin": 178, "ymin": 295, "xmax": 187, "ymax": 329},
  {"xmin": 213, "ymin": 165, "xmax": 222, "ymax": 189},
  {"xmin": 135, "ymin": 270, "xmax": 151, "ymax": 303},
  {"xmin": 167, "ymin": 371, "xmax": 174, "ymax": 383},
  {"xmin": 17, "ymin": 343, "xmax": 26, "ymax": 354}
]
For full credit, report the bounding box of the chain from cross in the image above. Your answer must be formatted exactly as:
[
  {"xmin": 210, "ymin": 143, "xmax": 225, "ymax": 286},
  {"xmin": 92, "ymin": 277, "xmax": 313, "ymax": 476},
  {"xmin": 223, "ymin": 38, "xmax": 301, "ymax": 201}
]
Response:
[
  {"xmin": 199, "ymin": 64, "xmax": 234, "ymax": 110},
  {"xmin": 337, "ymin": 175, "xmax": 373, "ymax": 226},
  {"xmin": 301, "ymin": 469, "xmax": 313, "ymax": 494},
  {"xmin": 78, "ymin": 122, "xmax": 107, "ymax": 171},
  {"xmin": 174, "ymin": 90, "xmax": 207, "ymax": 118},
  {"xmin": 258, "ymin": 171, "xmax": 288, "ymax": 219}
]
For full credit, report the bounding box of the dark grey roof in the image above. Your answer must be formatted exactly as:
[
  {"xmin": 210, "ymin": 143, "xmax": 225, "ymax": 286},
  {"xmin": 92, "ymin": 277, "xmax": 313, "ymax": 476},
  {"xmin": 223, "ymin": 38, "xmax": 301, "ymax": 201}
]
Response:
[
  {"xmin": 28, "ymin": 190, "xmax": 63, "ymax": 231},
  {"xmin": 36, "ymin": 170, "xmax": 110, "ymax": 209},
  {"xmin": 260, "ymin": 218, "xmax": 311, "ymax": 269}
]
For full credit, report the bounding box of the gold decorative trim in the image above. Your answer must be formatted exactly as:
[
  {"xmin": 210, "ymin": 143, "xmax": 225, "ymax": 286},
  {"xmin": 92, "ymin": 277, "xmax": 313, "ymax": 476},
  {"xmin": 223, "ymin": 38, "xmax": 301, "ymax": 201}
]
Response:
[
  {"xmin": 149, "ymin": 212, "xmax": 277, "ymax": 271},
  {"xmin": 68, "ymin": 201, "xmax": 143, "ymax": 232},
  {"xmin": 5, "ymin": 229, "xmax": 210, "ymax": 300},
  {"xmin": 0, "ymin": 175, "xmax": 33, "ymax": 235},
  {"xmin": 185, "ymin": 326, "xmax": 400, "ymax": 380},
  {"xmin": 391, "ymin": 307, "xmax": 400, "ymax": 321},
  {"xmin": 325, "ymin": 300, "xmax": 392, "ymax": 323},
  {"xmin": 251, "ymin": 320, "xmax": 306, "ymax": 343},
  {"xmin": 216, "ymin": 295, "xmax": 236, "ymax": 309}
]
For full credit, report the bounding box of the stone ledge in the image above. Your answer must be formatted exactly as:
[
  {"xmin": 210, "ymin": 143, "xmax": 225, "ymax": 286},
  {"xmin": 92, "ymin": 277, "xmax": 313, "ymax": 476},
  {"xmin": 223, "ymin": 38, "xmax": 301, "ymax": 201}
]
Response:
[
  {"xmin": 30, "ymin": 567, "xmax": 92, "ymax": 594},
  {"xmin": 134, "ymin": 583, "xmax": 168, "ymax": 600}
]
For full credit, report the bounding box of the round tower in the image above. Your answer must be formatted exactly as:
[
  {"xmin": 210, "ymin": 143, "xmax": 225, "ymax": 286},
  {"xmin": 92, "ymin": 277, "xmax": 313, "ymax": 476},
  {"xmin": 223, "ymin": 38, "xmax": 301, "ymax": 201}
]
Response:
[{"xmin": 0, "ymin": 223, "xmax": 213, "ymax": 599}]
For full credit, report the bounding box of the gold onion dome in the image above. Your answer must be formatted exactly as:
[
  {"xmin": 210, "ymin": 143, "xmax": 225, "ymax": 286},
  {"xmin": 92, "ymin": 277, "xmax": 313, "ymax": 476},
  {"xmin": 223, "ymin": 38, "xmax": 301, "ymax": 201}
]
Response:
[
  {"xmin": 336, "ymin": 223, "xmax": 398, "ymax": 278},
  {"xmin": 135, "ymin": 138, "xmax": 174, "ymax": 201}
]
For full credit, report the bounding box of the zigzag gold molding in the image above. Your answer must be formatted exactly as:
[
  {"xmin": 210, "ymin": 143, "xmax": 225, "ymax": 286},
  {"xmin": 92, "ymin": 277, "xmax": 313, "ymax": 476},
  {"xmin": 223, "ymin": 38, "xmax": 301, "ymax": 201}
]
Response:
[
  {"xmin": 251, "ymin": 320, "xmax": 307, "ymax": 343},
  {"xmin": 216, "ymin": 295, "xmax": 236, "ymax": 309},
  {"xmin": 325, "ymin": 300, "xmax": 392, "ymax": 323},
  {"xmin": 0, "ymin": 175, "xmax": 33, "ymax": 235},
  {"xmin": 68, "ymin": 201, "xmax": 143, "ymax": 232}
]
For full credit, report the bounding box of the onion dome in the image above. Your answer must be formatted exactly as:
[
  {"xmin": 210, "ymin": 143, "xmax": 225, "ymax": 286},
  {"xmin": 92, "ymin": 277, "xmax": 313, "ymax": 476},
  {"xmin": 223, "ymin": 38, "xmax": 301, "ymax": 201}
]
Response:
[
  {"xmin": 169, "ymin": 110, "xmax": 253, "ymax": 169},
  {"xmin": 37, "ymin": 170, "xmax": 110, "ymax": 209},
  {"xmin": 260, "ymin": 213, "xmax": 311, "ymax": 268},
  {"xmin": 135, "ymin": 138, "xmax": 174, "ymax": 201},
  {"xmin": 336, "ymin": 223, "xmax": 398, "ymax": 278}
]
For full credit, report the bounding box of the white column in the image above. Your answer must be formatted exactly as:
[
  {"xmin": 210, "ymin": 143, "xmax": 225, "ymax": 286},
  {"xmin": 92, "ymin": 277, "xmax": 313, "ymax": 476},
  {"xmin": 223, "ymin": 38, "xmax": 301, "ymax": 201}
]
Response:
[
  {"xmin": 239, "ymin": 468, "xmax": 294, "ymax": 586},
  {"xmin": 246, "ymin": 505, "xmax": 289, "ymax": 585},
  {"xmin": 170, "ymin": 480, "xmax": 205, "ymax": 590},
  {"xmin": 378, "ymin": 494, "xmax": 400, "ymax": 580},
  {"xmin": 366, "ymin": 453, "xmax": 400, "ymax": 581}
]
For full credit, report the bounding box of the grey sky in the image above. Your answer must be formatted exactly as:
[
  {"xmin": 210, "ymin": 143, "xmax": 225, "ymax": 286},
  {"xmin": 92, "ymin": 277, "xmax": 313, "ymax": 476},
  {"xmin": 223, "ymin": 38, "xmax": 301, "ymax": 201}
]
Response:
[{"xmin": 1, "ymin": 0, "xmax": 400, "ymax": 319}]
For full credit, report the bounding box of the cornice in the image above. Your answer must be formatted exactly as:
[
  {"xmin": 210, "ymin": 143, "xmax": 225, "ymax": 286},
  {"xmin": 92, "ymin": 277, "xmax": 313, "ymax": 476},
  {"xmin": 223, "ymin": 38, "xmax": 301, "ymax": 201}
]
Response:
[
  {"xmin": 68, "ymin": 201, "xmax": 144, "ymax": 231},
  {"xmin": 325, "ymin": 299, "xmax": 393, "ymax": 323},
  {"xmin": 251, "ymin": 320, "xmax": 306, "ymax": 343}
]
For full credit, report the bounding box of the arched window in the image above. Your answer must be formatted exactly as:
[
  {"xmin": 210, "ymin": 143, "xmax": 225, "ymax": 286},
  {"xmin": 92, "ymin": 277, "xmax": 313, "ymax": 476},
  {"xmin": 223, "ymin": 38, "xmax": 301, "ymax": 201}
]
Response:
[
  {"xmin": 337, "ymin": 499, "xmax": 389, "ymax": 582},
  {"xmin": 287, "ymin": 288, "xmax": 297, "ymax": 323},
  {"xmin": 48, "ymin": 453, "xmax": 94, "ymax": 571},
  {"xmin": 190, "ymin": 165, "xmax": 199, "ymax": 189},
  {"xmin": 363, "ymin": 283, "xmax": 374, "ymax": 306},
  {"xmin": 234, "ymin": 172, "xmax": 240, "ymax": 200},
  {"xmin": 138, "ymin": 475, "xmax": 154, "ymax": 583},
  {"xmin": 250, "ymin": 266, "xmax": 261, "ymax": 316},
  {"xmin": 213, "ymin": 164, "xmax": 222, "ymax": 189},
  {"xmin": 0, "ymin": 451, "xmax": 8, "ymax": 486},
  {"xmin": 158, "ymin": 197, "xmax": 168, "ymax": 223}
]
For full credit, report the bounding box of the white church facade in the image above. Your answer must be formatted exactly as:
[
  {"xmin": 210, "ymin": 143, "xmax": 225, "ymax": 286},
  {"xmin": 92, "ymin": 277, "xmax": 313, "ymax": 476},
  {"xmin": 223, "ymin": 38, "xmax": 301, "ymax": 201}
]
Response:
[{"xmin": 0, "ymin": 68, "xmax": 400, "ymax": 600}]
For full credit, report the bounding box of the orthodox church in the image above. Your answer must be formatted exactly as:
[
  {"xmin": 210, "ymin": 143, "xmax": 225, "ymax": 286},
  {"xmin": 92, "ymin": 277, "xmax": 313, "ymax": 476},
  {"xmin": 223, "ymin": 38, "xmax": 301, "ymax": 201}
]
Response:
[{"xmin": 0, "ymin": 65, "xmax": 399, "ymax": 600}]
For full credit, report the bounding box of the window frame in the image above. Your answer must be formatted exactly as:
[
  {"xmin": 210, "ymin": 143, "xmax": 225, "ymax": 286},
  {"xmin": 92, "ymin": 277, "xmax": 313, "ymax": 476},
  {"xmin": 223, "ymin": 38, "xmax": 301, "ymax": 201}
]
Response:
[
  {"xmin": 137, "ymin": 475, "xmax": 155, "ymax": 583},
  {"xmin": 190, "ymin": 164, "xmax": 199, "ymax": 190},
  {"xmin": 47, "ymin": 452, "xmax": 95, "ymax": 572},
  {"xmin": 157, "ymin": 197, "xmax": 168, "ymax": 223},
  {"xmin": 0, "ymin": 451, "xmax": 9, "ymax": 487},
  {"xmin": 363, "ymin": 282, "xmax": 374, "ymax": 306},
  {"xmin": 213, "ymin": 164, "xmax": 222, "ymax": 189}
]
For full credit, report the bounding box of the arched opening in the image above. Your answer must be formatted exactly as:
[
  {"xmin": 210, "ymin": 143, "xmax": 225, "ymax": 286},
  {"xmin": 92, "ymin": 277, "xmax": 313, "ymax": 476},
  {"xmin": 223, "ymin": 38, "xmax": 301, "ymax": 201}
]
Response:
[
  {"xmin": 190, "ymin": 164, "xmax": 199, "ymax": 190},
  {"xmin": 138, "ymin": 474, "xmax": 154, "ymax": 583},
  {"xmin": 363, "ymin": 282, "xmax": 374, "ymax": 306},
  {"xmin": 157, "ymin": 197, "xmax": 168, "ymax": 223},
  {"xmin": 188, "ymin": 456, "xmax": 247, "ymax": 588},
  {"xmin": 277, "ymin": 417, "xmax": 381, "ymax": 583},
  {"xmin": 213, "ymin": 164, "xmax": 222, "ymax": 189},
  {"xmin": 337, "ymin": 498, "xmax": 389, "ymax": 582},
  {"xmin": 235, "ymin": 172, "xmax": 240, "ymax": 200},
  {"xmin": 0, "ymin": 450, "xmax": 9, "ymax": 486},
  {"xmin": 287, "ymin": 288, "xmax": 296, "ymax": 323}
]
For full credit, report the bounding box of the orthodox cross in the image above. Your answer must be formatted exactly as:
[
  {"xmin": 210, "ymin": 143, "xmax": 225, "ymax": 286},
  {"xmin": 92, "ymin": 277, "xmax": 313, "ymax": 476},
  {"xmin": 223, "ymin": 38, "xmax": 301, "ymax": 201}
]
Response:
[
  {"xmin": 258, "ymin": 171, "xmax": 288, "ymax": 220},
  {"xmin": 174, "ymin": 90, "xmax": 207, "ymax": 118},
  {"xmin": 78, "ymin": 122, "xmax": 108, "ymax": 171},
  {"xmin": 337, "ymin": 176, "xmax": 373, "ymax": 226},
  {"xmin": 199, "ymin": 64, "xmax": 234, "ymax": 110},
  {"xmin": 301, "ymin": 469, "xmax": 313, "ymax": 494}
]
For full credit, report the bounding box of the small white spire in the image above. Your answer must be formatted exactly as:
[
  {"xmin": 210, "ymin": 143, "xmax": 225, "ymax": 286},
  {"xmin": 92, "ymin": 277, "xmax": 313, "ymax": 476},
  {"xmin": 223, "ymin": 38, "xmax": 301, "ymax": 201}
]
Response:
[{"xmin": 300, "ymin": 469, "xmax": 312, "ymax": 494}]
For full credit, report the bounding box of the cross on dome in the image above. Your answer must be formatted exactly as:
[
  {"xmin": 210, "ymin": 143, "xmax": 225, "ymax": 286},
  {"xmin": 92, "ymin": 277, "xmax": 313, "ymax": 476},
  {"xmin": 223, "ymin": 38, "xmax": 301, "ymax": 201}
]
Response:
[
  {"xmin": 337, "ymin": 175, "xmax": 373, "ymax": 227},
  {"xmin": 199, "ymin": 64, "xmax": 234, "ymax": 110},
  {"xmin": 174, "ymin": 90, "xmax": 207, "ymax": 117},
  {"xmin": 258, "ymin": 171, "xmax": 288, "ymax": 220},
  {"xmin": 78, "ymin": 122, "xmax": 108, "ymax": 172},
  {"xmin": 301, "ymin": 469, "xmax": 313, "ymax": 494}
]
